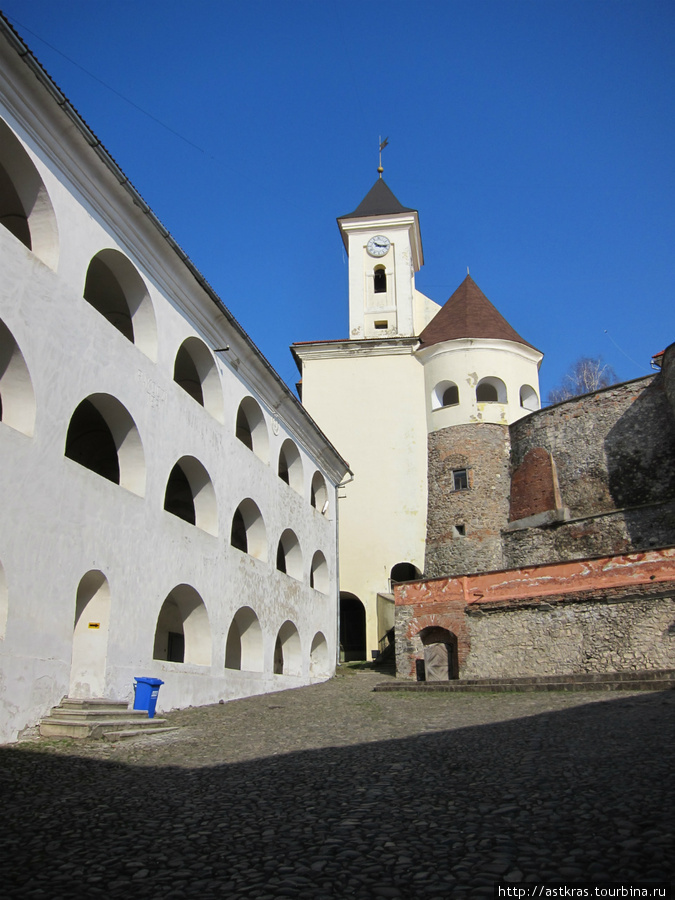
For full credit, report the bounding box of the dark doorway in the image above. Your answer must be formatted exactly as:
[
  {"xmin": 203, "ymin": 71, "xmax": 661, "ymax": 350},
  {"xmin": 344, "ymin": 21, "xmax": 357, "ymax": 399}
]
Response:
[{"xmin": 340, "ymin": 593, "xmax": 367, "ymax": 661}]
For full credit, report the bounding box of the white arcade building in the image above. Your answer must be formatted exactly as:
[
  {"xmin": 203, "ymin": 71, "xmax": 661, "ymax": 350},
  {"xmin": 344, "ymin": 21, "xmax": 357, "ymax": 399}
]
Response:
[
  {"xmin": 293, "ymin": 176, "xmax": 542, "ymax": 660},
  {"xmin": 0, "ymin": 17, "xmax": 349, "ymax": 743}
]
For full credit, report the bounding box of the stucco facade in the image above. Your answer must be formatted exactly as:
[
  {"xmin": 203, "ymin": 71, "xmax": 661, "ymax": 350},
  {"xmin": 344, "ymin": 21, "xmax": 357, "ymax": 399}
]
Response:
[{"xmin": 0, "ymin": 21, "xmax": 349, "ymax": 743}]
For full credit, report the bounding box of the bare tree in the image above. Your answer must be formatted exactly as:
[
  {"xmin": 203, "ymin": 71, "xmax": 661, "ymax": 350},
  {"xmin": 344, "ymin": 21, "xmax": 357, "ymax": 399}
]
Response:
[{"xmin": 547, "ymin": 356, "xmax": 618, "ymax": 404}]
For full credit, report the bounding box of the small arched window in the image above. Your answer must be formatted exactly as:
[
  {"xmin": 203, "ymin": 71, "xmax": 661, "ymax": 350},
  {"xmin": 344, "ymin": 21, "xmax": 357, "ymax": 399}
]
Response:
[
  {"xmin": 235, "ymin": 397, "xmax": 269, "ymax": 463},
  {"xmin": 173, "ymin": 337, "xmax": 223, "ymax": 421},
  {"xmin": 476, "ymin": 377, "xmax": 507, "ymax": 404},
  {"xmin": 520, "ymin": 385, "xmax": 540, "ymax": 411},
  {"xmin": 374, "ymin": 266, "xmax": 386, "ymax": 294}
]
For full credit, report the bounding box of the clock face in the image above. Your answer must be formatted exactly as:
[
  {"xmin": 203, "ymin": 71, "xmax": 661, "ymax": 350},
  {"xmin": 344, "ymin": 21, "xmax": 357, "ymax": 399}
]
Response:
[{"xmin": 366, "ymin": 235, "xmax": 390, "ymax": 258}]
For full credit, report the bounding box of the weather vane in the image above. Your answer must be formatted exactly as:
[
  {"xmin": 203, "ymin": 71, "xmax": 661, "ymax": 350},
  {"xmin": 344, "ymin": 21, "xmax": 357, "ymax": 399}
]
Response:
[{"xmin": 378, "ymin": 136, "xmax": 388, "ymax": 177}]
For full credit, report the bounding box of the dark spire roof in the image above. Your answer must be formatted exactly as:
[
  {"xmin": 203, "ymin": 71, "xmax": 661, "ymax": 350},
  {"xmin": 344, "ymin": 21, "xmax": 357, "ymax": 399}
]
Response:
[
  {"xmin": 418, "ymin": 275, "xmax": 538, "ymax": 350},
  {"xmin": 339, "ymin": 178, "xmax": 416, "ymax": 219}
]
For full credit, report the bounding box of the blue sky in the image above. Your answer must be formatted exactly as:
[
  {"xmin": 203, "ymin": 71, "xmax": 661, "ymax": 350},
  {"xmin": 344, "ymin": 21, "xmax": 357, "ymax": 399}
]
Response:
[{"xmin": 2, "ymin": 1, "xmax": 673, "ymax": 400}]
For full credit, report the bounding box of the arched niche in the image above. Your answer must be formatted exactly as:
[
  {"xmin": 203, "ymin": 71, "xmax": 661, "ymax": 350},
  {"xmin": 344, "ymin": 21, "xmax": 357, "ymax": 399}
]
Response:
[
  {"xmin": 64, "ymin": 393, "xmax": 145, "ymax": 496},
  {"xmin": 230, "ymin": 498, "xmax": 267, "ymax": 561},
  {"xmin": 153, "ymin": 584, "xmax": 212, "ymax": 666},
  {"xmin": 0, "ymin": 318, "xmax": 36, "ymax": 436},
  {"xmin": 273, "ymin": 620, "xmax": 302, "ymax": 676},
  {"xmin": 431, "ymin": 380, "xmax": 459, "ymax": 410},
  {"xmin": 390, "ymin": 562, "xmax": 422, "ymax": 585},
  {"xmin": 340, "ymin": 593, "xmax": 367, "ymax": 662},
  {"xmin": 0, "ymin": 116, "xmax": 59, "ymax": 269},
  {"xmin": 310, "ymin": 471, "xmax": 329, "ymax": 516},
  {"xmin": 278, "ymin": 438, "xmax": 303, "ymax": 494},
  {"xmin": 0, "ymin": 559, "xmax": 7, "ymax": 640},
  {"xmin": 520, "ymin": 384, "xmax": 540, "ymax": 411},
  {"xmin": 476, "ymin": 376, "xmax": 507, "ymax": 404},
  {"xmin": 164, "ymin": 455, "xmax": 218, "ymax": 535},
  {"xmin": 276, "ymin": 528, "xmax": 303, "ymax": 580},
  {"xmin": 309, "ymin": 632, "xmax": 331, "ymax": 678},
  {"xmin": 83, "ymin": 249, "xmax": 157, "ymax": 359},
  {"xmin": 419, "ymin": 626, "xmax": 459, "ymax": 681},
  {"xmin": 310, "ymin": 550, "xmax": 329, "ymax": 594},
  {"xmin": 69, "ymin": 570, "xmax": 111, "ymax": 698},
  {"xmin": 235, "ymin": 396, "xmax": 269, "ymax": 463},
  {"xmin": 225, "ymin": 606, "xmax": 263, "ymax": 672},
  {"xmin": 173, "ymin": 337, "xmax": 223, "ymax": 422}
]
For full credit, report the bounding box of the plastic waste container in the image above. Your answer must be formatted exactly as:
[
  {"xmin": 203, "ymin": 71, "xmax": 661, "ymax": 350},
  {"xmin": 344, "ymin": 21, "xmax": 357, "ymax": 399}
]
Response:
[{"xmin": 133, "ymin": 677, "xmax": 164, "ymax": 718}]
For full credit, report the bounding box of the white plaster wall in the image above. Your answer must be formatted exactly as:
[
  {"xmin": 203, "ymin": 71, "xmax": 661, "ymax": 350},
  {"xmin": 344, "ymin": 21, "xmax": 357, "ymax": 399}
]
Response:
[
  {"xmin": 0, "ymin": 101, "xmax": 340, "ymax": 742},
  {"xmin": 419, "ymin": 338, "xmax": 542, "ymax": 432},
  {"xmin": 299, "ymin": 347, "xmax": 428, "ymax": 655}
]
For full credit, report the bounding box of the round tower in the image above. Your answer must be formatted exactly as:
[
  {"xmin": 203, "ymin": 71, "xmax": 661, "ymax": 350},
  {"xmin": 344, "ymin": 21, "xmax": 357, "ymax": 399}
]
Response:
[{"xmin": 416, "ymin": 275, "xmax": 543, "ymax": 577}]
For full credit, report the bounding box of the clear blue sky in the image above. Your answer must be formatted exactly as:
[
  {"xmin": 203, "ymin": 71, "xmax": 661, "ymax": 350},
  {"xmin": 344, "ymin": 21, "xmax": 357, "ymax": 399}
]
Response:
[{"xmin": 3, "ymin": 1, "xmax": 673, "ymax": 400}]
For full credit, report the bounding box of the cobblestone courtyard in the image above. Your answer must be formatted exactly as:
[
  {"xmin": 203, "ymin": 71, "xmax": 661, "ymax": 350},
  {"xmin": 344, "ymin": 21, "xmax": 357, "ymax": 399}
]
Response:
[{"xmin": 1, "ymin": 670, "xmax": 673, "ymax": 899}]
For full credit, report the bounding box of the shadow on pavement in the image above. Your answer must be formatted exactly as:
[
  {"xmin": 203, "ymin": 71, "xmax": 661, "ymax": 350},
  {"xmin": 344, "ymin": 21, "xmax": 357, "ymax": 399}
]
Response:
[{"xmin": 1, "ymin": 691, "xmax": 673, "ymax": 899}]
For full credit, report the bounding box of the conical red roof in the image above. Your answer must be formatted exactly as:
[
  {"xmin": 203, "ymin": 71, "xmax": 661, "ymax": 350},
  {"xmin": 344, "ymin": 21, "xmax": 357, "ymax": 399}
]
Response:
[{"xmin": 418, "ymin": 275, "xmax": 537, "ymax": 350}]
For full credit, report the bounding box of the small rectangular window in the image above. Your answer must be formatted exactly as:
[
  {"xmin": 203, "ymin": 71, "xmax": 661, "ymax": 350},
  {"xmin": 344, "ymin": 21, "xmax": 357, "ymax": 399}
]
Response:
[
  {"xmin": 453, "ymin": 469, "xmax": 468, "ymax": 491},
  {"xmin": 374, "ymin": 320, "xmax": 388, "ymax": 330}
]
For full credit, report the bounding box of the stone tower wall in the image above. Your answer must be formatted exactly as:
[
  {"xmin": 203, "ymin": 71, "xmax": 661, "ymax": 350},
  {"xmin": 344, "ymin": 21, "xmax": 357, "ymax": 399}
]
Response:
[{"xmin": 425, "ymin": 423, "xmax": 511, "ymax": 578}]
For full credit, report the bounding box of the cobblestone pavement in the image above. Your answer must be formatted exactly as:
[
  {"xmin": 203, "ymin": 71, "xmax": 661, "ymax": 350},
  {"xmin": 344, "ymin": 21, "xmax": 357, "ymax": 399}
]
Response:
[{"xmin": 1, "ymin": 669, "xmax": 673, "ymax": 899}]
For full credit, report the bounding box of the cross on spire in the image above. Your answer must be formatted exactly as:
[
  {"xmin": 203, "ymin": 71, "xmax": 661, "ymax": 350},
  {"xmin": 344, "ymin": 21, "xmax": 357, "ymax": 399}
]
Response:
[{"xmin": 378, "ymin": 136, "xmax": 388, "ymax": 177}]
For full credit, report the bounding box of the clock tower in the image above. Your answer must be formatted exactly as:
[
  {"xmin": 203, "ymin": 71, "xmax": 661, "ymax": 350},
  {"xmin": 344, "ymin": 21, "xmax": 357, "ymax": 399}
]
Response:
[{"xmin": 337, "ymin": 177, "xmax": 426, "ymax": 339}]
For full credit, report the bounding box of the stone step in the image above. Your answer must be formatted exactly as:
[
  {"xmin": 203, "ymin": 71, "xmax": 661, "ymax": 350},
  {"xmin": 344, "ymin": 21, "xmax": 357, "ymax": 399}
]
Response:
[
  {"xmin": 454, "ymin": 668, "xmax": 675, "ymax": 686},
  {"xmin": 102, "ymin": 726, "xmax": 180, "ymax": 743},
  {"xmin": 39, "ymin": 715, "xmax": 170, "ymax": 739},
  {"xmin": 59, "ymin": 697, "xmax": 130, "ymax": 710},
  {"xmin": 374, "ymin": 670, "xmax": 675, "ymax": 694},
  {"xmin": 46, "ymin": 706, "xmax": 150, "ymax": 720}
]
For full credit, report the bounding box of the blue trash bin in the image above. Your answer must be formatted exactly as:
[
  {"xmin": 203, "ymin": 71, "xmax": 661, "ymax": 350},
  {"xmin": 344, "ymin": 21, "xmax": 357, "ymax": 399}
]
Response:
[{"xmin": 133, "ymin": 677, "xmax": 164, "ymax": 718}]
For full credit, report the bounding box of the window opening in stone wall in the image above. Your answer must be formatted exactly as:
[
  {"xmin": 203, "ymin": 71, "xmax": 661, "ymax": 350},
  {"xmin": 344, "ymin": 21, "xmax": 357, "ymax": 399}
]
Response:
[
  {"xmin": 311, "ymin": 471, "xmax": 329, "ymax": 515},
  {"xmin": 453, "ymin": 524, "xmax": 466, "ymax": 537},
  {"xmin": 374, "ymin": 266, "xmax": 386, "ymax": 293},
  {"xmin": 476, "ymin": 383, "xmax": 498, "ymax": 402},
  {"xmin": 276, "ymin": 541, "xmax": 287, "ymax": 574},
  {"xmin": 174, "ymin": 343, "xmax": 203, "ymax": 405},
  {"xmin": 374, "ymin": 320, "xmax": 388, "ymax": 330},
  {"xmin": 164, "ymin": 464, "xmax": 196, "ymax": 525},
  {"xmin": 0, "ymin": 117, "xmax": 59, "ymax": 268},
  {"xmin": 453, "ymin": 469, "xmax": 468, "ymax": 491},
  {"xmin": 442, "ymin": 385, "xmax": 459, "ymax": 407},
  {"xmin": 0, "ymin": 160, "xmax": 30, "ymax": 248},
  {"xmin": 65, "ymin": 399, "xmax": 120, "ymax": 484},
  {"xmin": 235, "ymin": 397, "xmax": 269, "ymax": 462},
  {"xmin": 0, "ymin": 318, "xmax": 36, "ymax": 436},
  {"xmin": 231, "ymin": 508, "xmax": 247, "ymax": 553},
  {"xmin": 84, "ymin": 255, "xmax": 134, "ymax": 342},
  {"xmin": 153, "ymin": 585, "xmax": 211, "ymax": 666}
]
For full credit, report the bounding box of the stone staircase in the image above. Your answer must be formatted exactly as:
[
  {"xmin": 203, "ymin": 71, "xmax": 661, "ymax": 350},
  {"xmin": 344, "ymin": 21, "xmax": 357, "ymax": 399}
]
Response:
[
  {"xmin": 373, "ymin": 668, "xmax": 675, "ymax": 693},
  {"xmin": 39, "ymin": 698, "xmax": 179, "ymax": 741}
]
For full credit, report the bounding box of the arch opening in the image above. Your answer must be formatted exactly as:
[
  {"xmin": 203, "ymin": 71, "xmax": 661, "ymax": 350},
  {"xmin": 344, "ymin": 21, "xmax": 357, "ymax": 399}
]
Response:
[
  {"xmin": 390, "ymin": 562, "xmax": 422, "ymax": 585},
  {"xmin": 153, "ymin": 584, "xmax": 212, "ymax": 666},
  {"xmin": 310, "ymin": 550, "xmax": 329, "ymax": 594},
  {"xmin": 225, "ymin": 606, "xmax": 263, "ymax": 672},
  {"xmin": 419, "ymin": 626, "xmax": 459, "ymax": 681},
  {"xmin": 0, "ymin": 319, "xmax": 36, "ymax": 436},
  {"xmin": 65, "ymin": 393, "xmax": 145, "ymax": 495},
  {"xmin": 278, "ymin": 438, "xmax": 303, "ymax": 493},
  {"xmin": 236, "ymin": 396, "xmax": 269, "ymax": 462},
  {"xmin": 373, "ymin": 265, "xmax": 386, "ymax": 294},
  {"xmin": 310, "ymin": 470, "xmax": 329, "ymax": 516},
  {"xmin": 520, "ymin": 384, "xmax": 540, "ymax": 411},
  {"xmin": 0, "ymin": 117, "xmax": 59, "ymax": 268},
  {"xmin": 83, "ymin": 249, "xmax": 157, "ymax": 358},
  {"xmin": 173, "ymin": 337, "xmax": 223, "ymax": 421},
  {"xmin": 69, "ymin": 570, "xmax": 111, "ymax": 698},
  {"xmin": 276, "ymin": 529, "xmax": 303, "ymax": 580},
  {"xmin": 230, "ymin": 499, "xmax": 267, "ymax": 560},
  {"xmin": 309, "ymin": 631, "xmax": 331, "ymax": 678},
  {"xmin": 340, "ymin": 593, "xmax": 367, "ymax": 662},
  {"xmin": 476, "ymin": 376, "xmax": 507, "ymax": 404},
  {"xmin": 164, "ymin": 456, "xmax": 218, "ymax": 534},
  {"xmin": 273, "ymin": 620, "xmax": 302, "ymax": 676}
]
